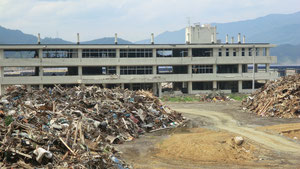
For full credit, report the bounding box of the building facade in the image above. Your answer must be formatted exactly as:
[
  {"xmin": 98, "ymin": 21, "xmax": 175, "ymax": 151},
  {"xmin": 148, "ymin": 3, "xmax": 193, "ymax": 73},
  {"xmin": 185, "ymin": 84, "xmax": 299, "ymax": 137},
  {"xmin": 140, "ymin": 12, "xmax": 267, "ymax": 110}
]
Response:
[{"xmin": 0, "ymin": 26, "xmax": 277, "ymax": 96}]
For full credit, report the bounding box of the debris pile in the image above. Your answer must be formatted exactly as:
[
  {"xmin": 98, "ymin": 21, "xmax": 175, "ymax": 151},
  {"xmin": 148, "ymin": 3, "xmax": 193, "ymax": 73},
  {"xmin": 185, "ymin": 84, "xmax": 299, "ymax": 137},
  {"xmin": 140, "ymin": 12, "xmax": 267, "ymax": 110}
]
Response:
[
  {"xmin": 0, "ymin": 85, "xmax": 184, "ymax": 168},
  {"xmin": 243, "ymin": 74, "xmax": 300, "ymax": 118}
]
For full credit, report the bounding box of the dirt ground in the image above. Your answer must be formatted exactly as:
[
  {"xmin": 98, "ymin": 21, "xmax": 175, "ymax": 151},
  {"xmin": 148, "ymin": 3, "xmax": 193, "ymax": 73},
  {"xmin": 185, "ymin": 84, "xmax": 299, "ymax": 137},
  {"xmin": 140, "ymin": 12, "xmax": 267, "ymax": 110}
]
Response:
[{"xmin": 116, "ymin": 101, "xmax": 300, "ymax": 169}]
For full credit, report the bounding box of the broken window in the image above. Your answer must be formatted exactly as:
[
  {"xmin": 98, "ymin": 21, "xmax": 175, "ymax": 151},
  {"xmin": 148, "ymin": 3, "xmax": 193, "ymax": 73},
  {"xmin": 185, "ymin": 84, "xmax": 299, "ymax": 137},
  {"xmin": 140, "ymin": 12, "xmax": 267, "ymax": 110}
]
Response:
[
  {"xmin": 248, "ymin": 48, "xmax": 252, "ymax": 56},
  {"xmin": 217, "ymin": 64, "xmax": 238, "ymax": 73},
  {"xmin": 4, "ymin": 67, "xmax": 36, "ymax": 76},
  {"xmin": 218, "ymin": 48, "xmax": 222, "ymax": 57},
  {"xmin": 157, "ymin": 66, "xmax": 188, "ymax": 74},
  {"xmin": 157, "ymin": 49, "xmax": 173, "ymax": 57},
  {"xmin": 4, "ymin": 50, "xmax": 39, "ymax": 59},
  {"xmin": 226, "ymin": 48, "xmax": 229, "ymax": 56},
  {"xmin": 217, "ymin": 81, "xmax": 238, "ymax": 93},
  {"xmin": 120, "ymin": 49, "xmax": 152, "ymax": 58},
  {"xmin": 83, "ymin": 66, "xmax": 116, "ymax": 75},
  {"xmin": 43, "ymin": 49, "xmax": 78, "ymax": 58},
  {"xmin": 192, "ymin": 65, "xmax": 213, "ymax": 74},
  {"xmin": 242, "ymin": 64, "xmax": 248, "ymax": 73},
  {"xmin": 192, "ymin": 48, "xmax": 213, "ymax": 57},
  {"xmin": 233, "ymin": 49, "xmax": 237, "ymax": 56},
  {"xmin": 192, "ymin": 82, "xmax": 213, "ymax": 90},
  {"xmin": 242, "ymin": 48, "xmax": 245, "ymax": 56},
  {"xmin": 43, "ymin": 67, "xmax": 78, "ymax": 76},
  {"xmin": 120, "ymin": 66, "xmax": 152, "ymax": 75},
  {"xmin": 82, "ymin": 49, "xmax": 116, "ymax": 58}
]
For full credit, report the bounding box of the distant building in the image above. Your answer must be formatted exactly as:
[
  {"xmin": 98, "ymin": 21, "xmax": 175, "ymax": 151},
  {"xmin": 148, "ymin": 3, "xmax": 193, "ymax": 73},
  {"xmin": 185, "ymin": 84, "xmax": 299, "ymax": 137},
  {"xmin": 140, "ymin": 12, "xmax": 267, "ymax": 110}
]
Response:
[{"xmin": 0, "ymin": 25, "xmax": 277, "ymax": 96}]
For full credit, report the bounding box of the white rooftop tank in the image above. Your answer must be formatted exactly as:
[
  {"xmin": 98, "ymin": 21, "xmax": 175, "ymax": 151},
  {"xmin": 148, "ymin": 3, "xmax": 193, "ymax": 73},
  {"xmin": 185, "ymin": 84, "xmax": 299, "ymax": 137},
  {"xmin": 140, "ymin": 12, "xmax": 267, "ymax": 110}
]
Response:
[{"xmin": 185, "ymin": 24, "xmax": 217, "ymax": 44}]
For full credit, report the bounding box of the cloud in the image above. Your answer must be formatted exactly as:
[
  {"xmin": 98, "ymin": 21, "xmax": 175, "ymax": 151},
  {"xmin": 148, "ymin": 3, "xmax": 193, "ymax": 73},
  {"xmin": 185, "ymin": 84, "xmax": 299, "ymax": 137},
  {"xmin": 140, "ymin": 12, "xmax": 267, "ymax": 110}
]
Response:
[{"xmin": 0, "ymin": 0, "xmax": 299, "ymax": 42}]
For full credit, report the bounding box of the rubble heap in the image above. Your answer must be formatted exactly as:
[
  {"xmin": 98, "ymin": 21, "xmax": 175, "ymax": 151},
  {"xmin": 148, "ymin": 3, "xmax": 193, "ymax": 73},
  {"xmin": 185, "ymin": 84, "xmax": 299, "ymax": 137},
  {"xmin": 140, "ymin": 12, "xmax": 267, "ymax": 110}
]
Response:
[
  {"xmin": 243, "ymin": 74, "xmax": 300, "ymax": 118},
  {"xmin": 0, "ymin": 85, "xmax": 184, "ymax": 168}
]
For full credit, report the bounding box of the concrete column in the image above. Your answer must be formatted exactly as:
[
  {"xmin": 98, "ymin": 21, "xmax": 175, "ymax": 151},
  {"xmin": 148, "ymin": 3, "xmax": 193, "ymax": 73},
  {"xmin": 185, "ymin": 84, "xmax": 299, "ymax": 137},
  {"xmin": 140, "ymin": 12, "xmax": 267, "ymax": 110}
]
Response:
[
  {"xmin": 254, "ymin": 64, "xmax": 258, "ymax": 73},
  {"xmin": 78, "ymin": 66, "xmax": 83, "ymax": 76},
  {"xmin": 116, "ymin": 66, "xmax": 121, "ymax": 75},
  {"xmin": 229, "ymin": 48, "xmax": 233, "ymax": 57},
  {"xmin": 153, "ymin": 49, "xmax": 157, "ymax": 58},
  {"xmin": 103, "ymin": 84, "xmax": 107, "ymax": 88},
  {"xmin": 188, "ymin": 48, "xmax": 192, "ymax": 57},
  {"xmin": 188, "ymin": 81, "xmax": 193, "ymax": 94},
  {"xmin": 237, "ymin": 48, "xmax": 242, "ymax": 57},
  {"xmin": 222, "ymin": 48, "xmax": 226, "ymax": 57},
  {"xmin": 213, "ymin": 48, "xmax": 218, "ymax": 57},
  {"xmin": 129, "ymin": 83, "xmax": 133, "ymax": 90},
  {"xmin": 213, "ymin": 81, "xmax": 217, "ymax": 90},
  {"xmin": 258, "ymin": 48, "xmax": 263, "ymax": 57},
  {"xmin": 158, "ymin": 82, "xmax": 162, "ymax": 97},
  {"xmin": 153, "ymin": 65, "xmax": 157, "ymax": 74},
  {"xmin": 27, "ymin": 85, "xmax": 32, "ymax": 92},
  {"xmin": 38, "ymin": 49, "xmax": 43, "ymax": 58},
  {"xmin": 116, "ymin": 49, "xmax": 120, "ymax": 58},
  {"xmin": 238, "ymin": 64, "xmax": 242, "ymax": 73},
  {"xmin": 78, "ymin": 49, "xmax": 82, "ymax": 58},
  {"xmin": 39, "ymin": 67, "xmax": 43, "ymax": 76},
  {"xmin": 188, "ymin": 65, "xmax": 192, "ymax": 74},
  {"xmin": 245, "ymin": 48, "xmax": 249, "ymax": 57},
  {"xmin": 238, "ymin": 80, "xmax": 243, "ymax": 93},
  {"xmin": 153, "ymin": 83, "xmax": 157, "ymax": 96},
  {"xmin": 39, "ymin": 84, "xmax": 43, "ymax": 90},
  {"xmin": 213, "ymin": 64, "xmax": 217, "ymax": 74},
  {"xmin": 266, "ymin": 48, "xmax": 270, "ymax": 56},
  {"xmin": 266, "ymin": 63, "xmax": 270, "ymax": 72},
  {"xmin": 121, "ymin": 83, "xmax": 125, "ymax": 89}
]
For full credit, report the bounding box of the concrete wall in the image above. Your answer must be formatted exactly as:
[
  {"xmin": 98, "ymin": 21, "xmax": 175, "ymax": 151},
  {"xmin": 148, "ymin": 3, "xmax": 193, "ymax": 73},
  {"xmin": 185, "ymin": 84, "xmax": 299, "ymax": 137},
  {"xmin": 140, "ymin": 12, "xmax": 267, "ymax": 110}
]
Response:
[{"xmin": 0, "ymin": 44, "xmax": 277, "ymax": 96}]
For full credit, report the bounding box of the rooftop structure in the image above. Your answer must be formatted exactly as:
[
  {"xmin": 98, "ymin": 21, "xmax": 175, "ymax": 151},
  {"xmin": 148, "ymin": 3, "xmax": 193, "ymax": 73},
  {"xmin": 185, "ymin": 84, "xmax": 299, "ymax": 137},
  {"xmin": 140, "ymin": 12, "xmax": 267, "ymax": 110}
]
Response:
[{"xmin": 0, "ymin": 26, "xmax": 277, "ymax": 96}]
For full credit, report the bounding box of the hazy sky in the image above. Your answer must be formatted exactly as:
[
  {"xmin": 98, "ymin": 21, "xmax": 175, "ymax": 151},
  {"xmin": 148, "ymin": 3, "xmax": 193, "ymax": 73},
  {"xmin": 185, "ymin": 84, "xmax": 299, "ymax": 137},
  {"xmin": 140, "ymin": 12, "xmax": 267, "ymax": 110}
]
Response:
[{"xmin": 0, "ymin": 0, "xmax": 299, "ymax": 42}]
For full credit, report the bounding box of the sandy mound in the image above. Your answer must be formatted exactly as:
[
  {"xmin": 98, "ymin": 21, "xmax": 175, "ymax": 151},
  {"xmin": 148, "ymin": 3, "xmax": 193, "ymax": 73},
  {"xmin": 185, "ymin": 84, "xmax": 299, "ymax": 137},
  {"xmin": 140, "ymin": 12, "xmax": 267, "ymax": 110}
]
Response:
[{"xmin": 155, "ymin": 128, "xmax": 257, "ymax": 164}]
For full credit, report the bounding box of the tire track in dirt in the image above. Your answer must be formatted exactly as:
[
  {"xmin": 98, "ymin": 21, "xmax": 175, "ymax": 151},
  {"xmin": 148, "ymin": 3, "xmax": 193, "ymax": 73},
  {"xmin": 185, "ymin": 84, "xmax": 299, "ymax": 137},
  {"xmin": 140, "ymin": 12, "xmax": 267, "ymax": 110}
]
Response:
[{"xmin": 174, "ymin": 108, "xmax": 300, "ymax": 154}]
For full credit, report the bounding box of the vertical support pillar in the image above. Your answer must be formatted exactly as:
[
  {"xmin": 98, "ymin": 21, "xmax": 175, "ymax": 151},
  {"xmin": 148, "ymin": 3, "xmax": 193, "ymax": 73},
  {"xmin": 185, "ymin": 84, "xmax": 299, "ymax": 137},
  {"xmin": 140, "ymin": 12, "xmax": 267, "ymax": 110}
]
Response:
[
  {"xmin": 103, "ymin": 84, "xmax": 107, "ymax": 88},
  {"xmin": 213, "ymin": 64, "xmax": 217, "ymax": 74},
  {"xmin": 238, "ymin": 64, "xmax": 242, "ymax": 73},
  {"xmin": 78, "ymin": 49, "xmax": 82, "ymax": 59},
  {"xmin": 188, "ymin": 48, "xmax": 192, "ymax": 57},
  {"xmin": 238, "ymin": 80, "xmax": 243, "ymax": 93},
  {"xmin": 266, "ymin": 48, "xmax": 270, "ymax": 56},
  {"xmin": 153, "ymin": 49, "xmax": 156, "ymax": 58},
  {"xmin": 153, "ymin": 83, "xmax": 157, "ymax": 96},
  {"xmin": 0, "ymin": 49, "xmax": 5, "ymax": 96},
  {"xmin": 39, "ymin": 84, "xmax": 43, "ymax": 90},
  {"xmin": 121, "ymin": 83, "xmax": 125, "ymax": 89},
  {"xmin": 188, "ymin": 81, "xmax": 192, "ymax": 94},
  {"xmin": 158, "ymin": 82, "xmax": 162, "ymax": 97},
  {"xmin": 213, "ymin": 48, "xmax": 218, "ymax": 57},
  {"xmin": 116, "ymin": 66, "xmax": 120, "ymax": 75},
  {"xmin": 213, "ymin": 81, "xmax": 217, "ymax": 90},
  {"xmin": 129, "ymin": 83, "xmax": 133, "ymax": 90},
  {"xmin": 78, "ymin": 66, "xmax": 82, "ymax": 76},
  {"xmin": 27, "ymin": 85, "xmax": 32, "ymax": 92},
  {"xmin": 153, "ymin": 65, "xmax": 157, "ymax": 74},
  {"xmin": 188, "ymin": 65, "xmax": 192, "ymax": 74},
  {"xmin": 116, "ymin": 48, "xmax": 120, "ymax": 58},
  {"xmin": 266, "ymin": 63, "xmax": 270, "ymax": 72},
  {"xmin": 254, "ymin": 64, "xmax": 258, "ymax": 73},
  {"xmin": 258, "ymin": 47, "xmax": 263, "ymax": 56},
  {"xmin": 38, "ymin": 49, "xmax": 43, "ymax": 58}
]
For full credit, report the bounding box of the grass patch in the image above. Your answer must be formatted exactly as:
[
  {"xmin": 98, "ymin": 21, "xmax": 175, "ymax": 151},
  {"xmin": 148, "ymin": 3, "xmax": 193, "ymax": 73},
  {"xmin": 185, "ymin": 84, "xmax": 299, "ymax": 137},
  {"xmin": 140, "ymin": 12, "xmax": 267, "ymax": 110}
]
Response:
[
  {"xmin": 162, "ymin": 96, "xmax": 200, "ymax": 102},
  {"xmin": 228, "ymin": 94, "xmax": 248, "ymax": 101}
]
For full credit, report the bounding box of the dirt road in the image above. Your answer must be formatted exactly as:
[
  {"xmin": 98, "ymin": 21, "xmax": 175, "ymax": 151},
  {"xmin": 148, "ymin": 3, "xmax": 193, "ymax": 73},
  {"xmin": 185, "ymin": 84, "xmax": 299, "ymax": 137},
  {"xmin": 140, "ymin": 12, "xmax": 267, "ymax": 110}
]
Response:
[
  {"xmin": 117, "ymin": 102, "xmax": 300, "ymax": 168},
  {"xmin": 174, "ymin": 108, "xmax": 300, "ymax": 154}
]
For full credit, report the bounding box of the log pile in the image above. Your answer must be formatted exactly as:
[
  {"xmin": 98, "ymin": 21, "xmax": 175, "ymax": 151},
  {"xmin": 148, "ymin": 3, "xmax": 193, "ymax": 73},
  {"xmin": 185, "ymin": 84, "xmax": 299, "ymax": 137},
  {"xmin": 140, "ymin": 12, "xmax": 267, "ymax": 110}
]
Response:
[
  {"xmin": 242, "ymin": 74, "xmax": 300, "ymax": 118},
  {"xmin": 0, "ymin": 85, "xmax": 184, "ymax": 168}
]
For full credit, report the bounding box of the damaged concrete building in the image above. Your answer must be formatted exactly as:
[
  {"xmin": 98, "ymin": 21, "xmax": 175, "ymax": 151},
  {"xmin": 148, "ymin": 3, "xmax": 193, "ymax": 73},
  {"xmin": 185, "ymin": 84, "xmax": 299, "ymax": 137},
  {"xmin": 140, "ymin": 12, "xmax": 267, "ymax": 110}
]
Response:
[{"xmin": 0, "ymin": 24, "xmax": 277, "ymax": 96}]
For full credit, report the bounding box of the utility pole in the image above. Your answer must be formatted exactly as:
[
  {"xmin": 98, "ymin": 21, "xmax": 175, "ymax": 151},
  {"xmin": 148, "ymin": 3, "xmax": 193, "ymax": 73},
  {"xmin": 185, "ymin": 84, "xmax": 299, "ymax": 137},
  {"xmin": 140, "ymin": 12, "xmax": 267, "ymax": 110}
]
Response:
[{"xmin": 252, "ymin": 45, "xmax": 255, "ymax": 93}]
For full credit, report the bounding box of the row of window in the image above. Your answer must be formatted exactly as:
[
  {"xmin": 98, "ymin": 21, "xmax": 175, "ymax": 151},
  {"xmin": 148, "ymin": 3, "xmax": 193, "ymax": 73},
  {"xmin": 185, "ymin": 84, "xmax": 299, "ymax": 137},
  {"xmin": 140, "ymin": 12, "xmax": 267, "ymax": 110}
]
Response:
[{"xmin": 3, "ymin": 48, "xmax": 268, "ymax": 59}]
